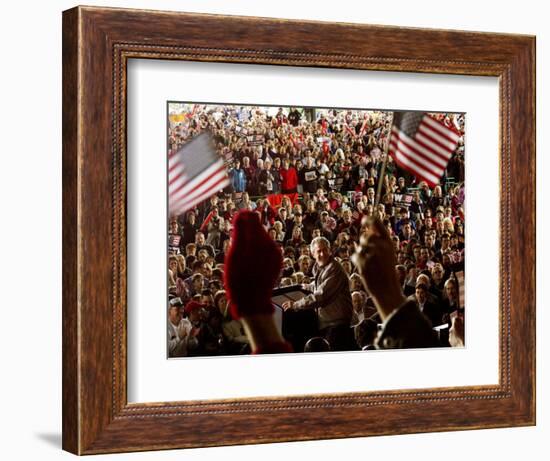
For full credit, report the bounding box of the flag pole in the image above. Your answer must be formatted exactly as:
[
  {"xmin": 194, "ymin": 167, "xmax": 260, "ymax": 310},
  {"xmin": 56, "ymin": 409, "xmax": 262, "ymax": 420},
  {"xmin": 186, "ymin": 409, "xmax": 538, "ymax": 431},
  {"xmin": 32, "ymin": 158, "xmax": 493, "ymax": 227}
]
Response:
[{"xmin": 375, "ymin": 111, "xmax": 394, "ymax": 206}]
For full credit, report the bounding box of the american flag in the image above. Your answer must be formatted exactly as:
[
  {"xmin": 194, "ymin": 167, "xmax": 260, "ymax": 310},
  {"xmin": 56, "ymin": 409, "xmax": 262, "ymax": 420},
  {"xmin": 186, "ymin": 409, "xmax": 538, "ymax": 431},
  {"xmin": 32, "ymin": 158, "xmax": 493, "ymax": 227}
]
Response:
[
  {"xmin": 389, "ymin": 112, "xmax": 460, "ymax": 187},
  {"xmin": 168, "ymin": 132, "xmax": 229, "ymax": 217}
]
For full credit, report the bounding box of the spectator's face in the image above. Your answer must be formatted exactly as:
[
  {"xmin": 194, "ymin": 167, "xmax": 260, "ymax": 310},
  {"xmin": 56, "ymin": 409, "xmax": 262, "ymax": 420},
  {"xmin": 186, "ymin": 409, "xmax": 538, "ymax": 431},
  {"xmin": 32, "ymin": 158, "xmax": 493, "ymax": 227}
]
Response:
[
  {"xmin": 351, "ymin": 292, "xmax": 363, "ymax": 312},
  {"xmin": 446, "ymin": 282, "xmax": 458, "ymax": 301},
  {"xmin": 342, "ymin": 260, "xmax": 352, "ymax": 275},
  {"xmin": 168, "ymin": 306, "xmax": 182, "ymax": 324},
  {"xmin": 312, "ymin": 242, "xmax": 331, "ymax": 267},
  {"xmin": 177, "ymin": 256, "xmax": 186, "ymax": 272},
  {"xmin": 170, "ymin": 221, "xmax": 178, "ymax": 233},
  {"xmin": 299, "ymin": 258, "xmax": 310, "ymax": 273},
  {"xmin": 202, "ymin": 264, "xmax": 212, "ymax": 278},
  {"xmin": 217, "ymin": 294, "xmax": 228, "ymax": 315},
  {"xmin": 432, "ymin": 265, "xmax": 444, "ymax": 283},
  {"xmin": 189, "ymin": 309, "xmax": 202, "ymax": 323},
  {"xmin": 196, "ymin": 233, "xmax": 205, "ymax": 246},
  {"xmin": 201, "ymin": 295, "xmax": 214, "ymax": 308},
  {"xmin": 415, "ymin": 287, "xmax": 427, "ymax": 304},
  {"xmin": 169, "ymin": 259, "xmax": 178, "ymax": 273},
  {"xmin": 192, "ymin": 277, "xmax": 203, "ymax": 292},
  {"xmin": 426, "ymin": 233, "xmax": 435, "ymax": 248},
  {"xmin": 392, "ymin": 238, "xmax": 400, "ymax": 252},
  {"xmin": 350, "ymin": 277, "xmax": 363, "ymax": 292},
  {"xmin": 420, "ymin": 248, "xmax": 430, "ymax": 260}
]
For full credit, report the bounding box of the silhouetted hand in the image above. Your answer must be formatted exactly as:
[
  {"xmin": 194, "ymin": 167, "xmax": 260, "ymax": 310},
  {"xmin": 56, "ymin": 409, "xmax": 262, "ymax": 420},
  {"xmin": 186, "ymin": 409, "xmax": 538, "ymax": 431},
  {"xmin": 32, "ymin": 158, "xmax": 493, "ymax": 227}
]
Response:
[{"xmin": 351, "ymin": 217, "xmax": 406, "ymax": 320}]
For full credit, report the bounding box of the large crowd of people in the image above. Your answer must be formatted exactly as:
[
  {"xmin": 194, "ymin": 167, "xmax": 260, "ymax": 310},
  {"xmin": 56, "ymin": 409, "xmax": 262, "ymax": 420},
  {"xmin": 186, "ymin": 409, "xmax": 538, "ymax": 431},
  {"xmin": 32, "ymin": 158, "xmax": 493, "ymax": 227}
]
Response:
[{"xmin": 167, "ymin": 104, "xmax": 466, "ymax": 357}]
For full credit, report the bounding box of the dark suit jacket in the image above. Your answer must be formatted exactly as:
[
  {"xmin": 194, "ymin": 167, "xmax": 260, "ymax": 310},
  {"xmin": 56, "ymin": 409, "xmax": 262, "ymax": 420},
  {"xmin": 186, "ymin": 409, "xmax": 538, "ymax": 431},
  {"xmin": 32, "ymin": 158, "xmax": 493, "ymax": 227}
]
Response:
[{"xmin": 376, "ymin": 301, "xmax": 440, "ymax": 349}]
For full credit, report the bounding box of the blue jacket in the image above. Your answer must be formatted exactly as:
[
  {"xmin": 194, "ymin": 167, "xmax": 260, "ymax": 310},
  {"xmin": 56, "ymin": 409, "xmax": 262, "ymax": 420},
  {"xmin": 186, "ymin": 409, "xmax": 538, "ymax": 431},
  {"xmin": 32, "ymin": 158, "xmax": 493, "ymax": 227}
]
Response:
[{"xmin": 230, "ymin": 167, "xmax": 247, "ymax": 192}]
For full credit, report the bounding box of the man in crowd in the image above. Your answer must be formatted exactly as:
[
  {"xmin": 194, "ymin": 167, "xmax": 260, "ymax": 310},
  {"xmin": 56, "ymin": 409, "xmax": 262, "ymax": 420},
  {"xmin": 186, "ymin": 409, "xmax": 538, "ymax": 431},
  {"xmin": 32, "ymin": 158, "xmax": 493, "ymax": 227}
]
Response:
[
  {"xmin": 282, "ymin": 237, "xmax": 354, "ymax": 351},
  {"xmin": 167, "ymin": 298, "xmax": 198, "ymax": 357}
]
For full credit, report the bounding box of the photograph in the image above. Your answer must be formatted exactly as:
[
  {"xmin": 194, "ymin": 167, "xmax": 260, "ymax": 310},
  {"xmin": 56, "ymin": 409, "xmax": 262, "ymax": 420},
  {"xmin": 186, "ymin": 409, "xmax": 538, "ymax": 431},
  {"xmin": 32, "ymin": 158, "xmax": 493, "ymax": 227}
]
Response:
[
  {"xmin": 53, "ymin": 2, "xmax": 536, "ymax": 455},
  {"xmin": 166, "ymin": 102, "xmax": 466, "ymax": 358}
]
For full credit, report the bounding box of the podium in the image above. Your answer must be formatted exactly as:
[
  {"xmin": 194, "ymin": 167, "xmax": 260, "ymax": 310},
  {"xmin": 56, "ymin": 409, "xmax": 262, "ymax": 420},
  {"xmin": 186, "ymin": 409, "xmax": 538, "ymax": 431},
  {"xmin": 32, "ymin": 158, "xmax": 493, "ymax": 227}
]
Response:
[{"xmin": 272, "ymin": 285, "xmax": 318, "ymax": 352}]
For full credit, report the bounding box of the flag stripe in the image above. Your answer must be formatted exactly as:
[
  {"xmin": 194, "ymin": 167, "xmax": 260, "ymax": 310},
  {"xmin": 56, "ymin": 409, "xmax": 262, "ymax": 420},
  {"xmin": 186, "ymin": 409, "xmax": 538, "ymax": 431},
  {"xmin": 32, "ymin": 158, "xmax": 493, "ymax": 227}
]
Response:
[
  {"xmin": 171, "ymin": 175, "xmax": 229, "ymax": 216},
  {"xmin": 170, "ymin": 161, "xmax": 226, "ymax": 200},
  {"xmin": 391, "ymin": 154, "xmax": 437, "ymax": 188},
  {"xmin": 389, "ymin": 139, "xmax": 445, "ymax": 177},
  {"xmin": 390, "ymin": 145, "xmax": 441, "ymax": 185},
  {"xmin": 174, "ymin": 176, "xmax": 229, "ymax": 213},
  {"xmin": 417, "ymin": 125, "xmax": 456, "ymax": 154},
  {"xmin": 424, "ymin": 116, "xmax": 460, "ymax": 143},
  {"xmin": 168, "ymin": 165, "xmax": 186, "ymax": 187},
  {"xmin": 170, "ymin": 169, "xmax": 228, "ymax": 209},
  {"xmin": 391, "ymin": 128, "xmax": 449, "ymax": 168},
  {"xmin": 413, "ymin": 132, "xmax": 454, "ymax": 162},
  {"xmin": 168, "ymin": 159, "xmax": 183, "ymax": 174},
  {"xmin": 169, "ymin": 168, "xmax": 189, "ymax": 192},
  {"xmin": 391, "ymin": 124, "xmax": 450, "ymax": 163}
]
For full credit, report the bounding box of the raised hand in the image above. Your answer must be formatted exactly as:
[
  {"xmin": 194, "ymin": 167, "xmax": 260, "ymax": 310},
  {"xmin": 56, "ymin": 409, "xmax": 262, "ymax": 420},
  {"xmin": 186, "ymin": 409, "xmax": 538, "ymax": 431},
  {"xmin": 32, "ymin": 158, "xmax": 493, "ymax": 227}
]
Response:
[{"xmin": 351, "ymin": 217, "xmax": 406, "ymax": 320}]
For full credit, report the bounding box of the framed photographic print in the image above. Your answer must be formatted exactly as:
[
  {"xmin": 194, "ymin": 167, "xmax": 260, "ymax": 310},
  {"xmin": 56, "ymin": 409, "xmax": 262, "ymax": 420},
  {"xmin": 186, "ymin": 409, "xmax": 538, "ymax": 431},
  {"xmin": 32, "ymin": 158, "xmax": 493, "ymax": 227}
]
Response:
[{"xmin": 62, "ymin": 5, "xmax": 535, "ymax": 455}]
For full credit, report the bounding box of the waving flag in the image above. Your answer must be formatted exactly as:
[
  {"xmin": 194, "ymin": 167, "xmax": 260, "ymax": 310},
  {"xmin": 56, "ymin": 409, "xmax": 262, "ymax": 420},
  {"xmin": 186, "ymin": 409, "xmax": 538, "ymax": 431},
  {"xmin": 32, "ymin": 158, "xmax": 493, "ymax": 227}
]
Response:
[
  {"xmin": 389, "ymin": 112, "xmax": 461, "ymax": 187},
  {"xmin": 168, "ymin": 132, "xmax": 229, "ymax": 217}
]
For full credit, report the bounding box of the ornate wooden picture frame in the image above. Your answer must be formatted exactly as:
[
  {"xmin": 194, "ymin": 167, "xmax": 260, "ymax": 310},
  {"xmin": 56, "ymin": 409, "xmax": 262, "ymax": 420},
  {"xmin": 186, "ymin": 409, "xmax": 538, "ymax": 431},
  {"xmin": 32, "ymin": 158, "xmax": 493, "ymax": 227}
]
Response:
[{"xmin": 62, "ymin": 6, "xmax": 535, "ymax": 455}]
